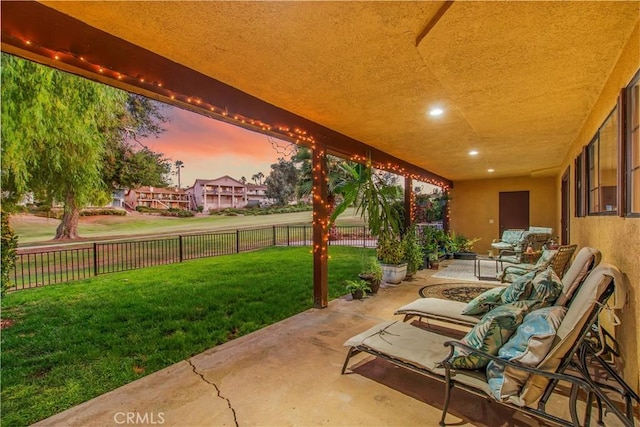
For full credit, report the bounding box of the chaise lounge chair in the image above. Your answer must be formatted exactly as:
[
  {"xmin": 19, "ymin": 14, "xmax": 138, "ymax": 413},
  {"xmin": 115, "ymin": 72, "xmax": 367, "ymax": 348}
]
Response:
[
  {"xmin": 394, "ymin": 246, "xmax": 601, "ymax": 329},
  {"xmin": 342, "ymin": 263, "xmax": 635, "ymax": 426}
]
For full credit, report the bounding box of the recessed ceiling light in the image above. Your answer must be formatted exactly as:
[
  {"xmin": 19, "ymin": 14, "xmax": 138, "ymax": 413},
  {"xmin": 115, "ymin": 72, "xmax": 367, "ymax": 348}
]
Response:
[
  {"xmin": 429, "ymin": 107, "xmax": 444, "ymax": 117},
  {"xmin": 469, "ymin": 150, "xmax": 478, "ymax": 156},
  {"xmin": 488, "ymin": 169, "xmax": 495, "ymax": 173}
]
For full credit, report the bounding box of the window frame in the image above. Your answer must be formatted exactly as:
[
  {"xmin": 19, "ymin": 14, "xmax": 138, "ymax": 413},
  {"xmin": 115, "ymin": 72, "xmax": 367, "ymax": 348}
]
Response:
[
  {"xmin": 624, "ymin": 69, "xmax": 640, "ymax": 217},
  {"xmin": 574, "ymin": 148, "xmax": 586, "ymax": 218},
  {"xmin": 586, "ymin": 106, "xmax": 619, "ymax": 216}
]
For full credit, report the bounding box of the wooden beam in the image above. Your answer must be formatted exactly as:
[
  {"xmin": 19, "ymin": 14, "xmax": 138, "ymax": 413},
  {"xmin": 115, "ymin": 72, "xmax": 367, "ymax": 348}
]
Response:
[
  {"xmin": 404, "ymin": 176, "xmax": 413, "ymax": 229},
  {"xmin": 415, "ymin": 1, "xmax": 454, "ymax": 47},
  {"xmin": 0, "ymin": 0, "xmax": 452, "ymax": 189},
  {"xmin": 312, "ymin": 143, "xmax": 329, "ymax": 308}
]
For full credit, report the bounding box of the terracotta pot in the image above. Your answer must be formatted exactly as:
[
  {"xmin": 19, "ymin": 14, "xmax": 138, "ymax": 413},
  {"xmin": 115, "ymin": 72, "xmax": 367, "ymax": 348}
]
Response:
[
  {"xmin": 358, "ymin": 274, "xmax": 381, "ymax": 294},
  {"xmin": 351, "ymin": 289, "xmax": 365, "ymax": 300}
]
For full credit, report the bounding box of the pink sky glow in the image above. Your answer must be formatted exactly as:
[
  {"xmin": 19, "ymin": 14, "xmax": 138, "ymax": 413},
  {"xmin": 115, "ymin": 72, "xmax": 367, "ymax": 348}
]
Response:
[
  {"xmin": 143, "ymin": 106, "xmax": 293, "ymax": 188},
  {"xmin": 142, "ymin": 104, "xmax": 437, "ymax": 194}
]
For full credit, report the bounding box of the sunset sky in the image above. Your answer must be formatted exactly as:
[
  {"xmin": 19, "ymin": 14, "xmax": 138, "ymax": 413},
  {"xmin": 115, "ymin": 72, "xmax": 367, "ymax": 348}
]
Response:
[
  {"xmin": 145, "ymin": 104, "xmax": 438, "ymax": 193},
  {"xmin": 143, "ymin": 106, "xmax": 293, "ymax": 188}
]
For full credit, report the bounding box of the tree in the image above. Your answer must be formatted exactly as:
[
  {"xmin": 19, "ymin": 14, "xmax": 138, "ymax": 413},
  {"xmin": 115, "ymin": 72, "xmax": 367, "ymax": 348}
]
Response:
[
  {"xmin": 264, "ymin": 158, "xmax": 298, "ymax": 206},
  {"xmin": 251, "ymin": 172, "xmax": 264, "ymax": 185},
  {"xmin": 1, "ymin": 210, "xmax": 18, "ymax": 295},
  {"xmin": 174, "ymin": 160, "xmax": 184, "ymax": 188},
  {"xmin": 1, "ymin": 54, "xmax": 168, "ymax": 239},
  {"xmin": 331, "ymin": 162, "xmax": 403, "ymax": 239},
  {"xmin": 292, "ymin": 146, "xmax": 354, "ymax": 238},
  {"xmin": 239, "ymin": 176, "xmax": 247, "ymax": 184}
]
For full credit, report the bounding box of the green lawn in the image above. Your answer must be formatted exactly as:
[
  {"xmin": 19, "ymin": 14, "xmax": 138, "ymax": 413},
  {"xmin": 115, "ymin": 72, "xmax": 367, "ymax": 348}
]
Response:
[
  {"xmin": 11, "ymin": 208, "xmax": 364, "ymax": 246},
  {"xmin": 0, "ymin": 246, "xmax": 373, "ymax": 427}
]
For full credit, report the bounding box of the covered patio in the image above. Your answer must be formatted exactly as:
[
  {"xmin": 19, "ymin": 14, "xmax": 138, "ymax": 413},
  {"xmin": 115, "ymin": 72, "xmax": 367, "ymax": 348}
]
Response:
[
  {"xmin": 2, "ymin": 1, "xmax": 639, "ymax": 425},
  {"xmin": 33, "ymin": 266, "xmax": 627, "ymax": 427}
]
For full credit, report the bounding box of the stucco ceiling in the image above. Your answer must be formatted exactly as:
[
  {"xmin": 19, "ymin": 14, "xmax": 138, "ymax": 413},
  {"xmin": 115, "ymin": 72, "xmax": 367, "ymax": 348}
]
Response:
[{"xmin": 39, "ymin": 1, "xmax": 639, "ymax": 181}]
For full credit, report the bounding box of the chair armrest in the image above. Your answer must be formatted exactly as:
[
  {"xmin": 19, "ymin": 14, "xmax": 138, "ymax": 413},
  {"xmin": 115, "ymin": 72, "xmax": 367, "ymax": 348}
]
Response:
[{"xmin": 440, "ymin": 340, "xmax": 590, "ymax": 388}]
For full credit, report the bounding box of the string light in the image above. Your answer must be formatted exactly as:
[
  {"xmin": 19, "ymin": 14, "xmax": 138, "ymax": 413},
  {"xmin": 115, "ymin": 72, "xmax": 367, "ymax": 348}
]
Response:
[{"xmin": 7, "ymin": 31, "xmax": 449, "ymax": 191}]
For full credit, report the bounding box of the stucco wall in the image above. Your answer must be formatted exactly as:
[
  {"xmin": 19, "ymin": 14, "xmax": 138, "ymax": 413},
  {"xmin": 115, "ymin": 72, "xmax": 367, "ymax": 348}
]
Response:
[
  {"xmin": 557, "ymin": 22, "xmax": 640, "ymax": 391},
  {"xmin": 449, "ymin": 21, "xmax": 639, "ymax": 393},
  {"xmin": 449, "ymin": 176, "xmax": 557, "ymax": 254}
]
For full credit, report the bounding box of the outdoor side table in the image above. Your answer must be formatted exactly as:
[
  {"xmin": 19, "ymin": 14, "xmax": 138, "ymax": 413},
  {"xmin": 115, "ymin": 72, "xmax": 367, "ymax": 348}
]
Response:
[{"xmin": 474, "ymin": 256, "xmax": 499, "ymax": 281}]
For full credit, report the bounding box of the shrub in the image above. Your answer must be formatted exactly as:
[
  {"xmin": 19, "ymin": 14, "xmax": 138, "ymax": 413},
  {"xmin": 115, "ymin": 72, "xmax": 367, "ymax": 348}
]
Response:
[
  {"xmin": 79, "ymin": 209, "xmax": 126, "ymax": 216},
  {"xmin": 159, "ymin": 210, "xmax": 194, "ymax": 217},
  {"xmin": 1, "ymin": 211, "xmax": 18, "ymax": 295}
]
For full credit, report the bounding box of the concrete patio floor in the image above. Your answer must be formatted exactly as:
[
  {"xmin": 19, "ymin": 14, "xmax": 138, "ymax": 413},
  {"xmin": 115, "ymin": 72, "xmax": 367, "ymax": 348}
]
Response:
[{"xmin": 34, "ymin": 264, "xmax": 633, "ymax": 427}]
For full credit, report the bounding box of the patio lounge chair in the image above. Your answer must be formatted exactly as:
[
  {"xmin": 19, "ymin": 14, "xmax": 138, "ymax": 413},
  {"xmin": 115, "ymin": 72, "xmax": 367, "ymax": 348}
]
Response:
[
  {"xmin": 342, "ymin": 263, "xmax": 635, "ymax": 427},
  {"xmin": 498, "ymin": 244, "xmax": 578, "ymax": 283},
  {"xmin": 497, "ymin": 232, "xmax": 553, "ymax": 265},
  {"xmin": 491, "ymin": 229, "xmax": 526, "ymax": 252},
  {"xmin": 394, "ymin": 247, "xmax": 601, "ymax": 328}
]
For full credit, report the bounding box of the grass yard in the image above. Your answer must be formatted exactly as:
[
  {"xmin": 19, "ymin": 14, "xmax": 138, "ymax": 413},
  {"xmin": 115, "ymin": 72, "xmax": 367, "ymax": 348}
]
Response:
[
  {"xmin": 0, "ymin": 246, "xmax": 373, "ymax": 427},
  {"xmin": 11, "ymin": 208, "xmax": 364, "ymax": 246}
]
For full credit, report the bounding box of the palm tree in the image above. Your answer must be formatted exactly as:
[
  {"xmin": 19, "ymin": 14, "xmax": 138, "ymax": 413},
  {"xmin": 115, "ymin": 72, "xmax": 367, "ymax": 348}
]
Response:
[
  {"xmin": 251, "ymin": 172, "xmax": 265, "ymax": 185},
  {"xmin": 174, "ymin": 160, "xmax": 184, "ymax": 189},
  {"xmin": 331, "ymin": 162, "xmax": 403, "ymax": 239},
  {"xmin": 293, "ymin": 147, "xmax": 353, "ymax": 239},
  {"xmin": 240, "ymin": 176, "xmax": 247, "ymax": 184}
]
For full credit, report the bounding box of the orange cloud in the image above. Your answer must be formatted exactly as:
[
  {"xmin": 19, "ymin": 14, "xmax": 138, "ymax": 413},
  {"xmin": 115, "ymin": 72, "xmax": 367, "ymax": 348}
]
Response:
[{"xmin": 141, "ymin": 106, "xmax": 295, "ymax": 186}]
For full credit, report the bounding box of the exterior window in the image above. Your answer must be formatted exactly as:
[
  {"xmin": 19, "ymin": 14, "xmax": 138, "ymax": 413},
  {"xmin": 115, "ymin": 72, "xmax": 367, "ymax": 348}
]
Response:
[
  {"xmin": 626, "ymin": 71, "xmax": 640, "ymax": 215},
  {"xmin": 587, "ymin": 108, "xmax": 618, "ymax": 215}
]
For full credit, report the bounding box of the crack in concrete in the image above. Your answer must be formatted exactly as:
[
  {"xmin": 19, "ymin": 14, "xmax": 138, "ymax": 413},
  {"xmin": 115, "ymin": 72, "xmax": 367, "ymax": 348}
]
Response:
[{"xmin": 187, "ymin": 359, "xmax": 239, "ymax": 427}]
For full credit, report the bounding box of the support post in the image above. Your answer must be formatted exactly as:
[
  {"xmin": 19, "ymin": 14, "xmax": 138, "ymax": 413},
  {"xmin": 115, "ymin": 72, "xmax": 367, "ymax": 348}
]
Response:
[
  {"xmin": 404, "ymin": 176, "xmax": 413, "ymax": 230},
  {"xmin": 312, "ymin": 142, "xmax": 329, "ymax": 308}
]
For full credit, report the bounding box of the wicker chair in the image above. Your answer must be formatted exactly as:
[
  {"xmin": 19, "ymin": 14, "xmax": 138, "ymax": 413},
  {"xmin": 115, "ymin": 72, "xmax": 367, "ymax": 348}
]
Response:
[{"xmin": 498, "ymin": 244, "xmax": 577, "ymax": 283}]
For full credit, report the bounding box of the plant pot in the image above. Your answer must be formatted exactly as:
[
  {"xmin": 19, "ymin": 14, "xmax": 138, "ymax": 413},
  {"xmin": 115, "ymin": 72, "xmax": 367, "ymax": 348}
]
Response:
[
  {"xmin": 351, "ymin": 289, "xmax": 365, "ymax": 300},
  {"xmin": 358, "ymin": 274, "xmax": 381, "ymax": 294},
  {"xmin": 422, "ymin": 256, "xmax": 430, "ymax": 270},
  {"xmin": 380, "ymin": 263, "xmax": 407, "ymax": 284},
  {"xmin": 430, "ymin": 261, "xmax": 440, "ymax": 270},
  {"xmin": 454, "ymin": 252, "xmax": 477, "ymax": 260}
]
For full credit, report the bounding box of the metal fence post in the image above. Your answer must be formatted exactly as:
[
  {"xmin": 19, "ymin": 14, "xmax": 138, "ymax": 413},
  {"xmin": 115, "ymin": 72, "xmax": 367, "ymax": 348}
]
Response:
[
  {"xmin": 93, "ymin": 242, "xmax": 99, "ymax": 276},
  {"xmin": 179, "ymin": 235, "xmax": 183, "ymax": 262},
  {"xmin": 287, "ymin": 225, "xmax": 290, "ymax": 246},
  {"xmin": 363, "ymin": 226, "xmax": 367, "ymax": 248},
  {"xmin": 303, "ymin": 225, "xmax": 307, "ymax": 245},
  {"xmin": 236, "ymin": 229, "xmax": 240, "ymax": 253},
  {"xmin": 273, "ymin": 225, "xmax": 276, "ymax": 246}
]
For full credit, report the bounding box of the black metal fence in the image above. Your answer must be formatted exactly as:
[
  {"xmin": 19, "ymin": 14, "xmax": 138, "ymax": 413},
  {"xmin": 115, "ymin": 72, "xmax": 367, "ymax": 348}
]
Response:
[{"xmin": 9, "ymin": 225, "xmax": 375, "ymax": 291}]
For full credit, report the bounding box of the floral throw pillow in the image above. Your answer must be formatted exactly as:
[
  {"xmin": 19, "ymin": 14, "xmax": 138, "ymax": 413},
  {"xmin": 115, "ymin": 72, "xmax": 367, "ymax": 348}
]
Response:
[
  {"xmin": 501, "ymin": 270, "xmax": 537, "ymax": 304},
  {"xmin": 486, "ymin": 306, "xmax": 567, "ymax": 400},
  {"xmin": 461, "ymin": 287, "xmax": 505, "ymax": 316},
  {"xmin": 447, "ymin": 302, "xmax": 529, "ymax": 370}
]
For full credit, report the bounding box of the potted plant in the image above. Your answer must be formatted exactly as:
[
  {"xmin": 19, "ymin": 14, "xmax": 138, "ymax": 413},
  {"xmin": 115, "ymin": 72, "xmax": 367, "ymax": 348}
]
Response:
[
  {"xmin": 358, "ymin": 256, "xmax": 383, "ymax": 294},
  {"xmin": 452, "ymin": 233, "xmax": 481, "ymax": 260},
  {"xmin": 443, "ymin": 233, "xmax": 458, "ymax": 259},
  {"xmin": 429, "ymin": 252, "xmax": 440, "ymax": 269},
  {"xmin": 403, "ymin": 225, "xmax": 424, "ymax": 278},
  {"xmin": 345, "ymin": 279, "xmax": 371, "ymax": 300},
  {"xmin": 376, "ymin": 234, "xmax": 407, "ymax": 284},
  {"xmin": 418, "ymin": 225, "xmax": 435, "ymax": 268}
]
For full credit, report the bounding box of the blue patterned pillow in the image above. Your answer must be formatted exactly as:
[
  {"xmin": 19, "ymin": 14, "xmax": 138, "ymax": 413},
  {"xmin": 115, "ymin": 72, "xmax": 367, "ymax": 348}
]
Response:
[
  {"xmin": 448, "ymin": 303, "xmax": 529, "ymax": 370},
  {"xmin": 461, "ymin": 287, "xmax": 505, "ymax": 316},
  {"xmin": 528, "ymin": 267, "xmax": 563, "ymax": 307},
  {"xmin": 486, "ymin": 306, "xmax": 566, "ymax": 400},
  {"xmin": 501, "ymin": 270, "xmax": 537, "ymax": 304}
]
